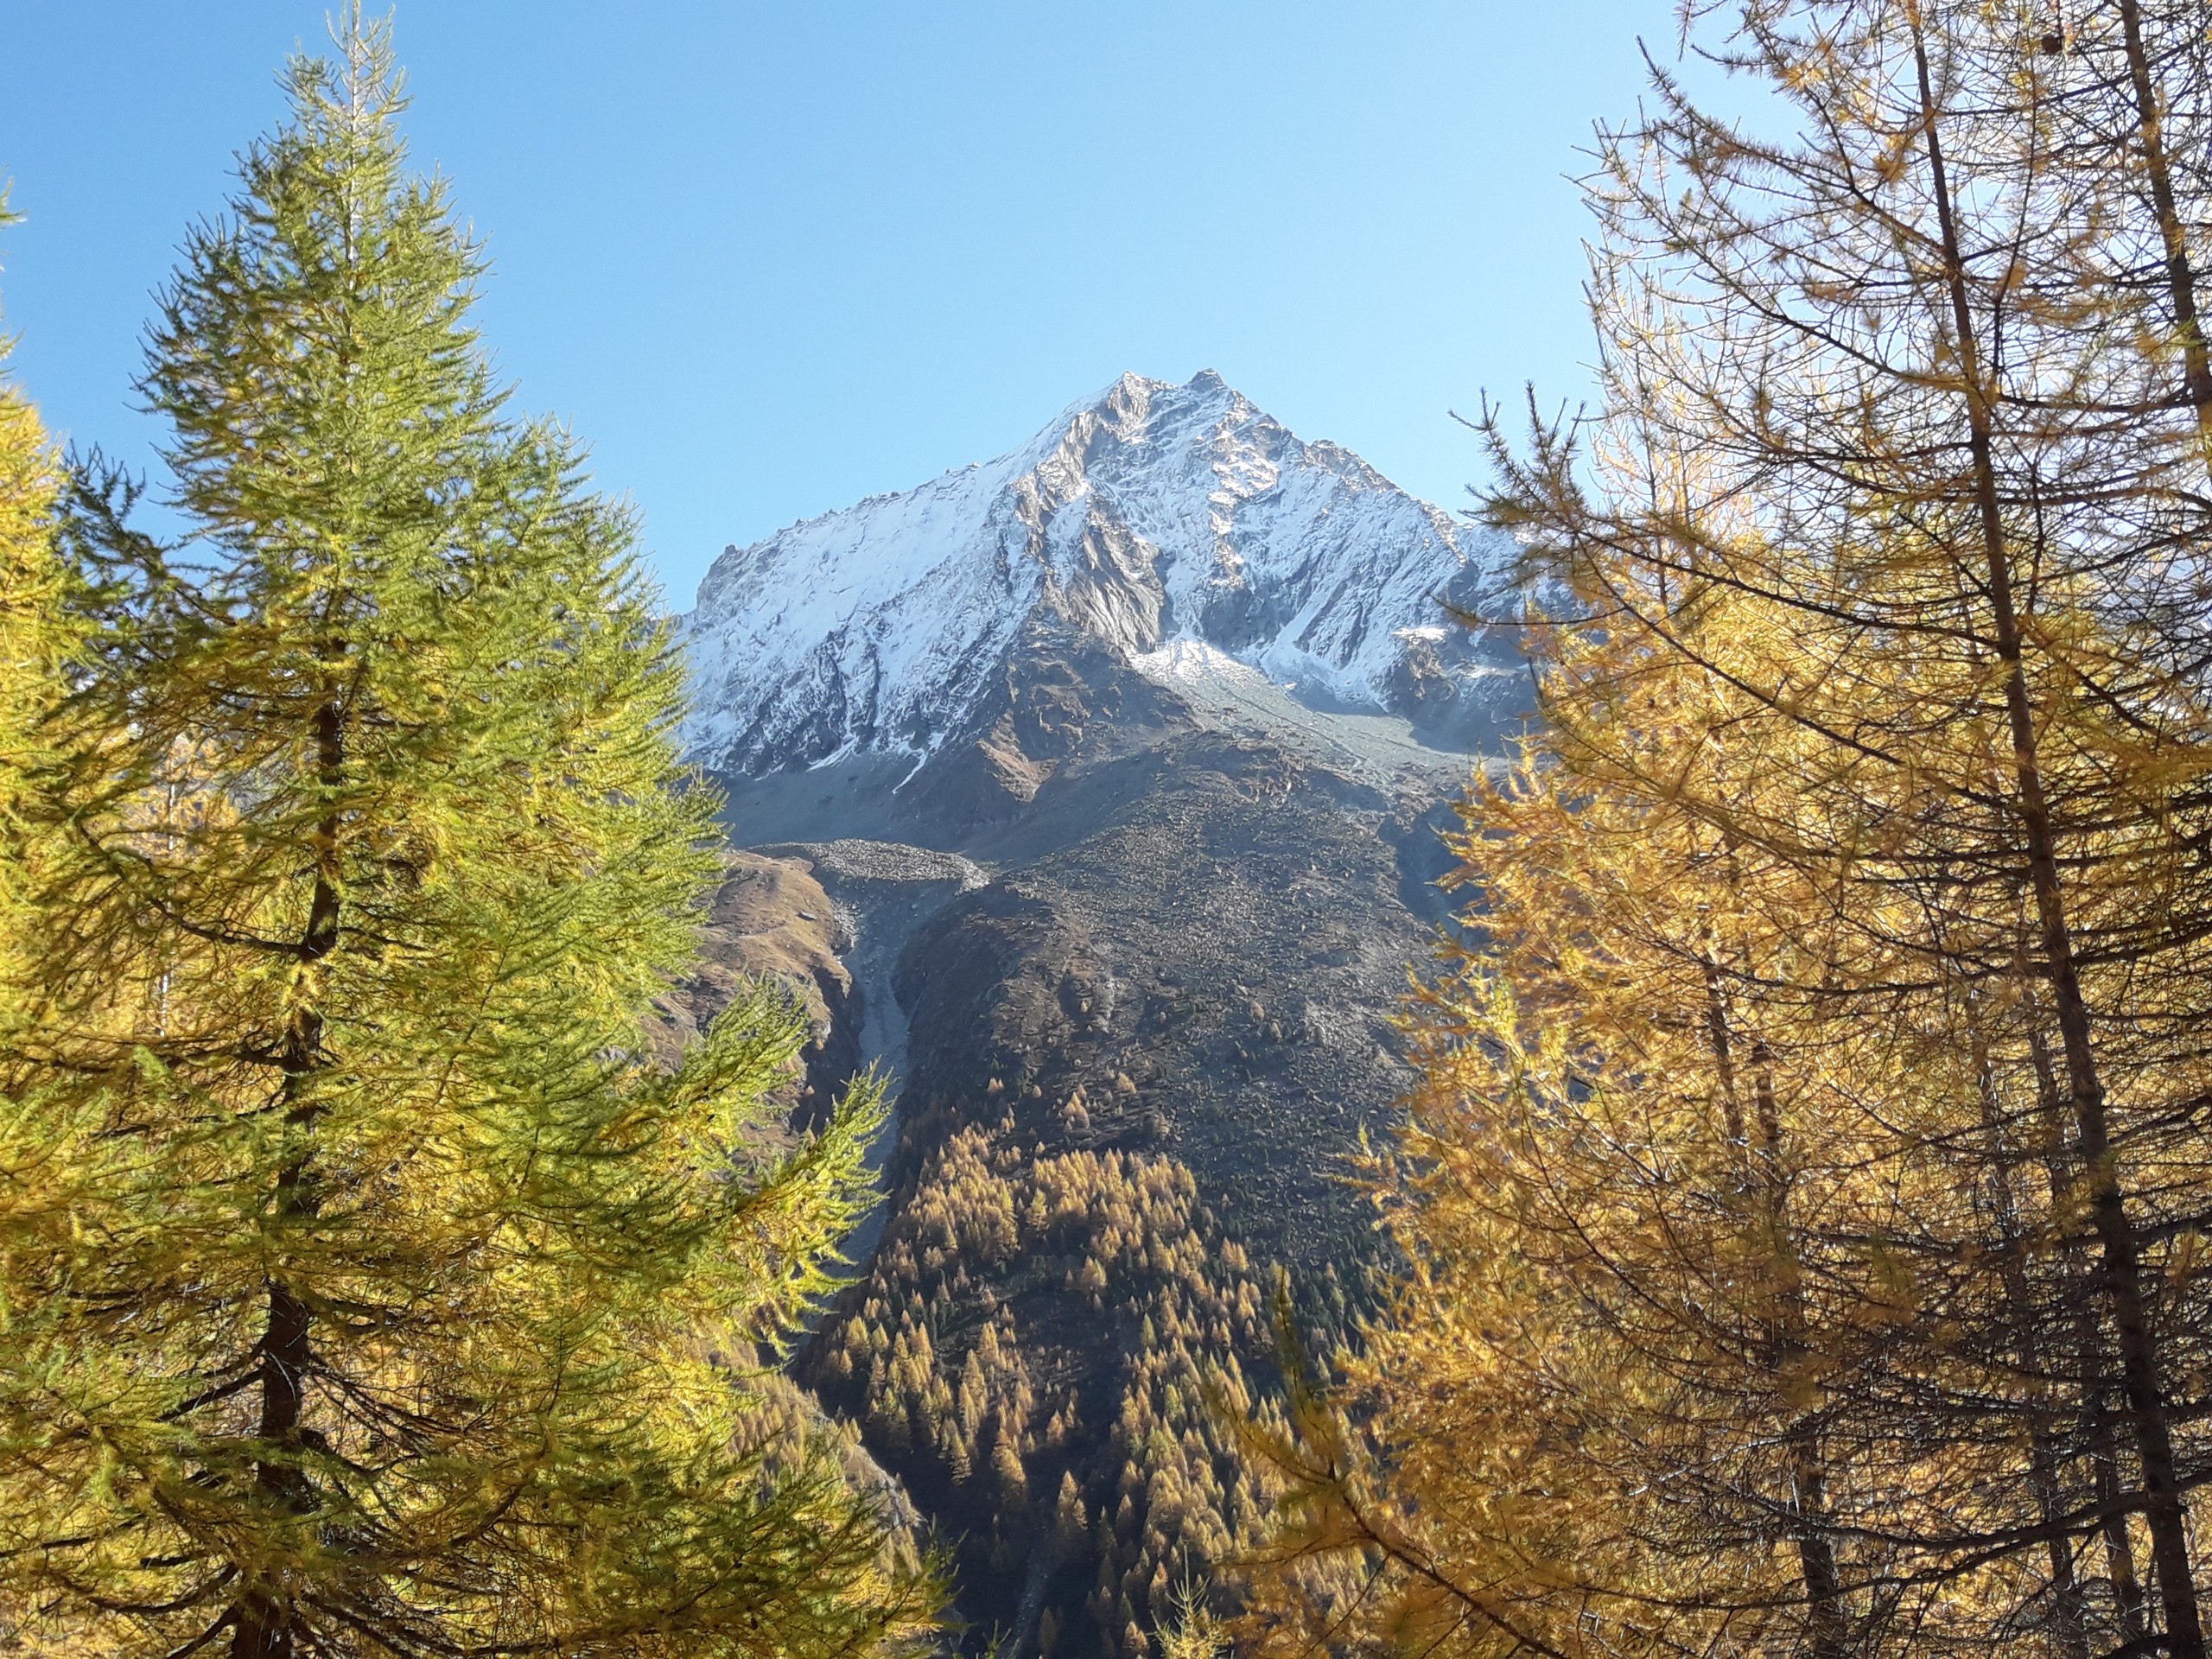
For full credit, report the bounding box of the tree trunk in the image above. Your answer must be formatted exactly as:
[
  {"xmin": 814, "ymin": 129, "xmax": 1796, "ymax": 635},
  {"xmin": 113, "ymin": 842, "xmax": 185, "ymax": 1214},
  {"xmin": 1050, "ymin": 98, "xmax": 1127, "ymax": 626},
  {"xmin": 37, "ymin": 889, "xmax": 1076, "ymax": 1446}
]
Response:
[
  {"xmin": 2113, "ymin": 0, "xmax": 2212, "ymax": 435},
  {"xmin": 1751, "ymin": 1047, "xmax": 1850, "ymax": 1659},
  {"xmin": 2026, "ymin": 1011, "xmax": 2152, "ymax": 1649},
  {"xmin": 1708, "ymin": 947, "xmax": 1852, "ymax": 1659},
  {"xmin": 231, "ymin": 696, "xmax": 345, "ymax": 1659},
  {"xmin": 1972, "ymin": 1007, "xmax": 2090, "ymax": 1659}
]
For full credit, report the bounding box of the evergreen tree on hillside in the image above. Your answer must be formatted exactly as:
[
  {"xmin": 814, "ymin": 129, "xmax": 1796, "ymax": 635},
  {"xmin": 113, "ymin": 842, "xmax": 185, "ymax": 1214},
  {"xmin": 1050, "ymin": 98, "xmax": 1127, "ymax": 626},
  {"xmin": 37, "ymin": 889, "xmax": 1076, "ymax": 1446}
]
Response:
[{"xmin": 0, "ymin": 18, "xmax": 935, "ymax": 1658}]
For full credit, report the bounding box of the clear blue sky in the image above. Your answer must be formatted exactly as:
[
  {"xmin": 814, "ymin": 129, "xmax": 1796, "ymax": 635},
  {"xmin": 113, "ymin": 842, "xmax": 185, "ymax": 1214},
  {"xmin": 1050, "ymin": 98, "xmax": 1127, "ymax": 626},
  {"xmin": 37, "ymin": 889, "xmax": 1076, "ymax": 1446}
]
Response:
[{"xmin": 0, "ymin": 2, "xmax": 1688, "ymax": 609}]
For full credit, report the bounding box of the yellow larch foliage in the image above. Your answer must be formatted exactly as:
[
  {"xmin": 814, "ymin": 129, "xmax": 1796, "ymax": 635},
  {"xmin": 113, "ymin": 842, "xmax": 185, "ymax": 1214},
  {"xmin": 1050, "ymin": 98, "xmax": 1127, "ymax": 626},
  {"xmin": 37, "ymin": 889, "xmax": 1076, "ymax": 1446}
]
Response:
[
  {"xmin": 0, "ymin": 240, "xmax": 63, "ymax": 1015},
  {"xmin": 1244, "ymin": 1, "xmax": 2212, "ymax": 1654}
]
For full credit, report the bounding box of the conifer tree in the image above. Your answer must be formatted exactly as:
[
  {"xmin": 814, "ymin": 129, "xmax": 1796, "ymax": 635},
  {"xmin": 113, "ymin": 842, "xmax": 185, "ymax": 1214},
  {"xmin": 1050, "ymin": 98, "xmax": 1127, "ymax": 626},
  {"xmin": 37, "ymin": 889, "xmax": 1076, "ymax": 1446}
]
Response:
[
  {"xmin": 0, "ymin": 18, "xmax": 934, "ymax": 1658},
  {"xmin": 1243, "ymin": 645, "xmax": 1924, "ymax": 1659},
  {"xmin": 1247, "ymin": 3, "xmax": 2212, "ymax": 1656}
]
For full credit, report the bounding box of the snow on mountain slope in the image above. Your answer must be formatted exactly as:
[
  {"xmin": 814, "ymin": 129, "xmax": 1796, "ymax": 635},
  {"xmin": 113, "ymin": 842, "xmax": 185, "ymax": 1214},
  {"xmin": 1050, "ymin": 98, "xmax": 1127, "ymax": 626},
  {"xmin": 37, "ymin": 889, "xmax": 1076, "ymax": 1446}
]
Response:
[{"xmin": 680, "ymin": 370, "xmax": 1511, "ymax": 775}]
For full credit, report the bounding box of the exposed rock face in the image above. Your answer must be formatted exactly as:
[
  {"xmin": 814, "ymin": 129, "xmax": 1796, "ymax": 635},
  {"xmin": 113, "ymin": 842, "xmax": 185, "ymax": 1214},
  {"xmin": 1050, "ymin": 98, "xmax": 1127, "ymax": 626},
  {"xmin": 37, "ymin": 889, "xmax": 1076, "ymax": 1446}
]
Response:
[
  {"xmin": 653, "ymin": 850, "xmax": 859, "ymax": 1120},
  {"xmin": 748, "ymin": 840, "xmax": 988, "ymax": 1093},
  {"xmin": 685, "ymin": 375, "xmax": 1522, "ymax": 1654}
]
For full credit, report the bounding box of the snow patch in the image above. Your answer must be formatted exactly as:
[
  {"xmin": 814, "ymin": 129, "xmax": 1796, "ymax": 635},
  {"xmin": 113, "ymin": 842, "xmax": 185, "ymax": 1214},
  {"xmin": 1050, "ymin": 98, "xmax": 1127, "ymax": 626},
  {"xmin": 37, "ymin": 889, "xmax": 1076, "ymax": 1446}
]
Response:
[{"xmin": 1130, "ymin": 639, "xmax": 1274, "ymax": 688}]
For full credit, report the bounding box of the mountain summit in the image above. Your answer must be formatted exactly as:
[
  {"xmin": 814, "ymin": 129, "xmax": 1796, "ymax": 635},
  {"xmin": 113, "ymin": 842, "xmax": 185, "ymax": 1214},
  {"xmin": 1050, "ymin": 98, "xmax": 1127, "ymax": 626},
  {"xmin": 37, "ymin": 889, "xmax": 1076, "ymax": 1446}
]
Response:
[{"xmin": 680, "ymin": 370, "xmax": 1514, "ymax": 779}]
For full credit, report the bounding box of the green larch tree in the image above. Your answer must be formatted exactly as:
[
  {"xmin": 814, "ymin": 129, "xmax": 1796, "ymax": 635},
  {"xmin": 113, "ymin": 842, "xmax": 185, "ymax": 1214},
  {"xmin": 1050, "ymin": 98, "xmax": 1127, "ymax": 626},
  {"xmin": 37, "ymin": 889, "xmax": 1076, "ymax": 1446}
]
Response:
[{"xmin": 0, "ymin": 18, "xmax": 935, "ymax": 1659}]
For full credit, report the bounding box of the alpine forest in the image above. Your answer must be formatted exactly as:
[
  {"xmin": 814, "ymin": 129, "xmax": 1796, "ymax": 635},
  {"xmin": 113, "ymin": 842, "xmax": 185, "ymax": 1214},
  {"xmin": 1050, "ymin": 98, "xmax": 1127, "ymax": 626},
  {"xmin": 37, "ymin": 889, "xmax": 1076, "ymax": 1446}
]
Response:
[{"xmin": 11, "ymin": 5, "xmax": 2212, "ymax": 1659}]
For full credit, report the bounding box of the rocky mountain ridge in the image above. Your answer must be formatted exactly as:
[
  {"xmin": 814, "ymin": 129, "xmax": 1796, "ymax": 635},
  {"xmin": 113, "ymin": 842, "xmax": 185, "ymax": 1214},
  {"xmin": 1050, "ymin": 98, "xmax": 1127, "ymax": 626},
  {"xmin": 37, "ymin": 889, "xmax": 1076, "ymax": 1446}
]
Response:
[{"xmin": 680, "ymin": 370, "xmax": 1516, "ymax": 780}]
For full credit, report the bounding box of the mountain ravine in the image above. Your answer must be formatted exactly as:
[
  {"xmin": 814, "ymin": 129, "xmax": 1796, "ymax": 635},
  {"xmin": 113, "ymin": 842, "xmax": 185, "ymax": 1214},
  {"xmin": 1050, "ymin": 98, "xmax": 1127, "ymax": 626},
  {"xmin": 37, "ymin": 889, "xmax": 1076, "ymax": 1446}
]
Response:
[{"xmin": 681, "ymin": 372, "xmax": 1522, "ymax": 1656}]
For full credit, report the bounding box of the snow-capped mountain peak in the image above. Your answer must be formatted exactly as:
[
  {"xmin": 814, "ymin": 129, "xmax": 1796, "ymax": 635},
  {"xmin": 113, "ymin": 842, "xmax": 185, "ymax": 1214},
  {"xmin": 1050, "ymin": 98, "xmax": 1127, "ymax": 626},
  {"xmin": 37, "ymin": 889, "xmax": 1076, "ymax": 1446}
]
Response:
[{"xmin": 680, "ymin": 371, "xmax": 1510, "ymax": 775}]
